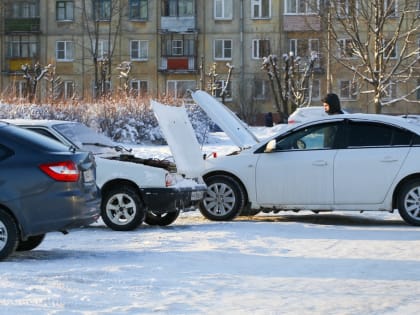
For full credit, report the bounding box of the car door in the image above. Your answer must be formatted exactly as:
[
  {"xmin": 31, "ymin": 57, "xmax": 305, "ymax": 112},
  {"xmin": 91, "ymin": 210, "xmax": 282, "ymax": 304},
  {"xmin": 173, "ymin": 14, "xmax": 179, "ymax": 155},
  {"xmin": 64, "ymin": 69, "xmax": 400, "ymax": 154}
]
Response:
[
  {"xmin": 334, "ymin": 120, "xmax": 411, "ymax": 205},
  {"xmin": 255, "ymin": 121, "xmax": 343, "ymax": 206}
]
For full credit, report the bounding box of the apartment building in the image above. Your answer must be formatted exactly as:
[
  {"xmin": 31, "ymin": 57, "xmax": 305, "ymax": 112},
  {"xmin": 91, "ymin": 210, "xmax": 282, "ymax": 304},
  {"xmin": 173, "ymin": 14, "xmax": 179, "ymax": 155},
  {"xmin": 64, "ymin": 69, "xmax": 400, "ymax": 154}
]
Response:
[{"xmin": 0, "ymin": 0, "xmax": 419, "ymax": 121}]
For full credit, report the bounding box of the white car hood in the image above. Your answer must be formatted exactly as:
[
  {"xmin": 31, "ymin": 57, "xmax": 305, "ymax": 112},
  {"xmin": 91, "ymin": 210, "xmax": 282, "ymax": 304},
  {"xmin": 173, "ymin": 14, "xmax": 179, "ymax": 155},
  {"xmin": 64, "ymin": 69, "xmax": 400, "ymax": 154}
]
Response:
[
  {"xmin": 151, "ymin": 100, "xmax": 205, "ymax": 178},
  {"xmin": 191, "ymin": 90, "xmax": 260, "ymax": 149}
]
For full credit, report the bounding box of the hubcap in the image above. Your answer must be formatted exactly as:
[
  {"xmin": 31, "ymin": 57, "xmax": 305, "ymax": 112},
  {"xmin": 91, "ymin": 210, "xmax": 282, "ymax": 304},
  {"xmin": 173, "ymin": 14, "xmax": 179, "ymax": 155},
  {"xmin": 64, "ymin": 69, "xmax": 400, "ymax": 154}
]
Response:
[
  {"xmin": 106, "ymin": 193, "xmax": 136, "ymax": 225},
  {"xmin": 404, "ymin": 186, "xmax": 420, "ymax": 220},
  {"xmin": 0, "ymin": 221, "xmax": 7, "ymax": 251},
  {"xmin": 204, "ymin": 183, "xmax": 236, "ymax": 216}
]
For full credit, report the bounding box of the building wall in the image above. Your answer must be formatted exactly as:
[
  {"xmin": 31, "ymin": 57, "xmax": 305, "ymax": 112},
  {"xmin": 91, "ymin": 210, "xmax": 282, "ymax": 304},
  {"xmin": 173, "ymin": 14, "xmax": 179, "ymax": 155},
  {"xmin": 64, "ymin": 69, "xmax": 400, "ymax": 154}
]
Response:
[{"xmin": 0, "ymin": 0, "xmax": 419, "ymax": 119}]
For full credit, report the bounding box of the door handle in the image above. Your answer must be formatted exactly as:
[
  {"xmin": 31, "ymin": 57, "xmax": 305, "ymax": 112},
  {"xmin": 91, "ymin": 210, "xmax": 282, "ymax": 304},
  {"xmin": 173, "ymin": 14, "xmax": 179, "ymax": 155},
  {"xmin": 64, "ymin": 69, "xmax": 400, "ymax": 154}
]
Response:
[{"xmin": 312, "ymin": 160, "xmax": 328, "ymax": 166}]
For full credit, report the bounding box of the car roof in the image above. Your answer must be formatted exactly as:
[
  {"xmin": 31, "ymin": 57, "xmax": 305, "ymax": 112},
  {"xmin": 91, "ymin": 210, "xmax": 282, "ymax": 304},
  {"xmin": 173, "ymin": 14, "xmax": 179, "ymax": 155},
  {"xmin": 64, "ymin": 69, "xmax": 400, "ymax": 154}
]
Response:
[{"xmin": 296, "ymin": 113, "xmax": 420, "ymax": 134}]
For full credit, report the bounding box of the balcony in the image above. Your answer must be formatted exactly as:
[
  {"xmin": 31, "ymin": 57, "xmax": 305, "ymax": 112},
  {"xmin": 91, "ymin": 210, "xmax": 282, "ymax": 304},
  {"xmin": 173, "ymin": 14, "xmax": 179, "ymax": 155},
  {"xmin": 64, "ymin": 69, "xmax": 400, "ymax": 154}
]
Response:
[
  {"xmin": 161, "ymin": 16, "xmax": 196, "ymax": 32},
  {"xmin": 283, "ymin": 15, "xmax": 321, "ymax": 32},
  {"xmin": 5, "ymin": 18, "xmax": 41, "ymax": 34},
  {"xmin": 159, "ymin": 56, "xmax": 197, "ymax": 73}
]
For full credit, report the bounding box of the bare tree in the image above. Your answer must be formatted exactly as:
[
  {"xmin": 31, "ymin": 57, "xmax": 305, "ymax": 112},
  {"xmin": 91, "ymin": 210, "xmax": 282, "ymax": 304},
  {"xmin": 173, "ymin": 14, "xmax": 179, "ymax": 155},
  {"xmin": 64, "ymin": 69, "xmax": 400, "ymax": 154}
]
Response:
[
  {"xmin": 21, "ymin": 63, "xmax": 50, "ymax": 103},
  {"xmin": 323, "ymin": 0, "xmax": 420, "ymax": 113},
  {"xmin": 262, "ymin": 53, "xmax": 318, "ymax": 122},
  {"xmin": 80, "ymin": 0, "xmax": 124, "ymax": 98}
]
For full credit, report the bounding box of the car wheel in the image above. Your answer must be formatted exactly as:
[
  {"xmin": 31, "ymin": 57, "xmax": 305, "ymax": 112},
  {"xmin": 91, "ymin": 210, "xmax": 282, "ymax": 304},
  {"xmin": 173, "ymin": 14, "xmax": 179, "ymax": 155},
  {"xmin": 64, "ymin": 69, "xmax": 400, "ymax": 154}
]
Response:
[
  {"xmin": 101, "ymin": 186, "xmax": 146, "ymax": 231},
  {"xmin": 0, "ymin": 210, "xmax": 18, "ymax": 261},
  {"xmin": 200, "ymin": 175, "xmax": 245, "ymax": 221},
  {"xmin": 16, "ymin": 234, "xmax": 46, "ymax": 251},
  {"xmin": 398, "ymin": 179, "xmax": 420, "ymax": 226},
  {"xmin": 145, "ymin": 210, "xmax": 181, "ymax": 226}
]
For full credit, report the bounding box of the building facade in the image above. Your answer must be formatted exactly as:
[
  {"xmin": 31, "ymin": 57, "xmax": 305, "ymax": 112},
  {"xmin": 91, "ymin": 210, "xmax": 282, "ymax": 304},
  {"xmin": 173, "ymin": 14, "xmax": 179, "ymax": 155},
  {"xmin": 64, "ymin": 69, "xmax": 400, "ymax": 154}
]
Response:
[{"xmin": 0, "ymin": 0, "xmax": 419, "ymax": 123}]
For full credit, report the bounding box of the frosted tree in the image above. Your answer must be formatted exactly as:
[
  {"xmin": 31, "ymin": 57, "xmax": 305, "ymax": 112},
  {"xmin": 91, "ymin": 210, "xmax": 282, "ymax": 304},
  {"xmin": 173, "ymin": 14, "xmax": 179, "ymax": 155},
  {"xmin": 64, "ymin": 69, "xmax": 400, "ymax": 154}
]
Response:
[{"xmin": 323, "ymin": 0, "xmax": 420, "ymax": 113}]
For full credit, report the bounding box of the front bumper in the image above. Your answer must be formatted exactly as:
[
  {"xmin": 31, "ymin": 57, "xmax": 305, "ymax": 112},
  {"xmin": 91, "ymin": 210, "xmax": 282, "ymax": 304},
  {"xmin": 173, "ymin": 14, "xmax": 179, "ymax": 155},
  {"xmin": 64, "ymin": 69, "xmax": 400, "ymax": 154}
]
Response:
[{"xmin": 140, "ymin": 184, "xmax": 207, "ymax": 214}]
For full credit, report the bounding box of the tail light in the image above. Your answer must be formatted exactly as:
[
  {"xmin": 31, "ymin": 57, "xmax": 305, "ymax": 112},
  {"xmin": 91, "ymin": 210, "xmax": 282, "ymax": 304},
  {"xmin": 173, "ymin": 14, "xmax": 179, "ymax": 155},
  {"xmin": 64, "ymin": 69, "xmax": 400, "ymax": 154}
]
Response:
[{"xmin": 39, "ymin": 161, "xmax": 80, "ymax": 182}]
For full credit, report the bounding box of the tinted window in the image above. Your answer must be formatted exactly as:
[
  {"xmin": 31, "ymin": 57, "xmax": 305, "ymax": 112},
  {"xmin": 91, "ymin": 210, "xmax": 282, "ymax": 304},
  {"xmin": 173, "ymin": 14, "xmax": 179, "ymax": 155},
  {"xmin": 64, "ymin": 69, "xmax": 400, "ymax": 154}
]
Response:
[
  {"xmin": 347, "ymin": 121, "xmax": 412, "ymax": 147},
  {"xmin": 348, "ymin": 122, "xmax": 392, "ymax": 147},
  {"xmin": 392, "ymin": 128, "xmax": 412, "ymax": 145}
]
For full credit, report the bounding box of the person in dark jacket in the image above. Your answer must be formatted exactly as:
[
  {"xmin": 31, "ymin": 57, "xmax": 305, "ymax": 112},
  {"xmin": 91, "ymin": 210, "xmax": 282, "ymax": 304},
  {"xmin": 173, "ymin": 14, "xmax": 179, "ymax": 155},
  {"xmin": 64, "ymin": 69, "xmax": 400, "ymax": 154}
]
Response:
[
  {"xmin": 322, "ymin": 93, "xmax": 344, "ymax": 115},
  {"xmin": 264, "ymin": 112, "xmax": 274, "ymax": 127}
]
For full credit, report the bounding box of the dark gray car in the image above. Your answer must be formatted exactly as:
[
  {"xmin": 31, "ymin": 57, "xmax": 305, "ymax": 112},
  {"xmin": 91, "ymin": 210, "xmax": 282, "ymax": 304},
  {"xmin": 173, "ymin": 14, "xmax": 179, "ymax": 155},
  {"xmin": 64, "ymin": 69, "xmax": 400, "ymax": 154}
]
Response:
[{"xmin": 0, "ymin": 122, "xmax": 100, "ymax": 260}]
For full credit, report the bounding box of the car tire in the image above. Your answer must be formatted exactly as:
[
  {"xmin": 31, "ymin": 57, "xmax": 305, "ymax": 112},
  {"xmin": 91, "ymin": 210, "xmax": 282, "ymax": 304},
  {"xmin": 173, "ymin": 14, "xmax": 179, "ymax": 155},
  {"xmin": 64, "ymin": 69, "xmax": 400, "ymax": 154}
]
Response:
[
  {"xmin": 145, "ymin": 210, "xmax": 181, "ymax": 226},
  {"xmin": 0, "ymin": 210, "xmax": 19, "ymax": 261},
  {"xmin": 398, "ymin": 179, "xmax": 420, "ymax": 226},
  {"xmin": 16, "ymin": 234, "xmax": 46, "ymax": 251},
  {"xmin": 101, "ymin": 186, "xmax": 146, "ymax": 231},
  {"xmin": 200, "ymin": 175, "xmax": 245, "ymax": 221}
]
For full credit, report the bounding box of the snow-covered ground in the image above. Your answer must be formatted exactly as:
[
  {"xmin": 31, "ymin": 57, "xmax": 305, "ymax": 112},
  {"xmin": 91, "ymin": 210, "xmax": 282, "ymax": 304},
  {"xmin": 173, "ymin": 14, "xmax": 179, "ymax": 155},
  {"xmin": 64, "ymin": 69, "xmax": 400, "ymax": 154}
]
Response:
[{"xmin": 2, "ymin": 127, "xmax": 420, "ymax": 315}]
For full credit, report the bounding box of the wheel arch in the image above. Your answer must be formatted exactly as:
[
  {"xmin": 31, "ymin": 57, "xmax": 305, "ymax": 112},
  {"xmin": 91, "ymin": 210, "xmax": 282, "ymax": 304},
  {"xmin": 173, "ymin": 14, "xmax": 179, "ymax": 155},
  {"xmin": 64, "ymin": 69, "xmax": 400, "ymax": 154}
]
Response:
[
  {"xmin": 203, "ymin": 171, "xmax": 249, "ymax": 206},
  {"xmin": 0, "ymin": 204, "xmax": 23, "ymax": 238},
  {"xmin": 101, "ymin": 179, "xmax": 144, "ymax": 202},
  {"xmin": 392, "ymin": 173, "xmax": 420, "ymax": 209}
]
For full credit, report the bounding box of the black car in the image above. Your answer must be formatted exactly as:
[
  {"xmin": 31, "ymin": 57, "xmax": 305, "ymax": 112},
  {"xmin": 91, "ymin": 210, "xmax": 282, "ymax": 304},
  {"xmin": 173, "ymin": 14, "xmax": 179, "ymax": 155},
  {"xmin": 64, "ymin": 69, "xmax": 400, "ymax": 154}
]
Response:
[{"xmin": 0, "ymin": 121, "xmax": 100, "ymax": 260}]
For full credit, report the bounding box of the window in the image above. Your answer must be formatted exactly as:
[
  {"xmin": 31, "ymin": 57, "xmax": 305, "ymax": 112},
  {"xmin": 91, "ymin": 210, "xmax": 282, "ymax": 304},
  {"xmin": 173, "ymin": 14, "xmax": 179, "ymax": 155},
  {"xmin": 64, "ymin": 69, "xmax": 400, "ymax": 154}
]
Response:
[
  {"xmin": 215, "ymin": 80, "xmax": 232, "ymax": 100},
  {"xmin": 253, "ymin": 79, "xmax": 269, "ymax": 100},
  {"xmin": 289, "ymin": 38, "xmax": 319, "ymax": 58},
  {"xmin": 94, "ymin": 39, "xmax": 110, "ymax": 60},
  {"xmin": 251, "ymin": 0, "xmax": 271, "ymax": 18},
  {"xmin": 7, "ymin": 38, "xmax": 38, "ymax": 58},
  {"xmin": 215, "ymin": 0, "xmax": 232, "ymax": 19},
  {"xmin": 172, "ymin": 40, "xmax": 183, "ymax": 55},
  {"xmin": 214, "ymin": 39, "xmax": 232, "ymax": 60},
  {"xmin": 384, "ymin": 39, "xmax": 397, "ymax": 59},
  {"xmin": 339, "ymin": 80, "xmax": 357, "ymax": 100},
  {"xmin": 163, "ymin": 38, "xmax": 195, "ymax": 56},
  {"xmin": 338, "ymin": 38, "xmax": 355, "ymax": 58},
  {"xmin": 56, "ymin": 1, "xmax": 74, "ymax": 21},
  {"xmin": 346, "ymin": 121, "xmax": 411, "ymax": 147},
  {"xmin": 382, "ymin": 82, "xmax": 397, "ymax": 100},
  {"xmin": 129, "ymin": 0, "xmax": 148, "ymax": 20},
  {"xmin": 252, "ymin": 39, "xmax": 270, "ymax": 59},
  {"xmin": 130, "ymin": 40, "xmax": 148, "ymax": 60},
  {"xmin": 93, "ymin": 0, "xmax": 111, "ymax": 20},
  {"xmin": 417, "ymin": 79, "xmax": 420, "ymax": 100},
  {"xmin": 56, "ymin": 41, "xmax": 73, "ymax": 61},
  {"xmin": 12, "ymin": 2, "xmax": 39, "ymax": 17},
  {"xmin": 384, "ymin": 0, "xmax": 398, "ymax": 17},
  {"xmin": 15, "ymin": 81, "xmax": 27, "ymax": 98},
  {"xmin": 162, "ymin": 0, "xmax": 194, "ymax": 17},
  {"xmin": 304, "ymin": 79, "xmax": 320, "ymax": 100},
  {"xmin": 285, "ymin": 0, "xmax": 319, "ymax": 14},
  {"xmin": 167, "ymin": 80, "xmax": 196, "ymax": 98},
  {"xmin": 335, "ymin": 0, "xmax": 357, "ymax": 17},
  {"xmin": 130, "ymin": 80, "xmax": 148, "ymax": 97},
  {"xmin": 274, "ymin": 122, "xmax": 342, "ymax": 151},
  {"xmin": 63, "ymin": 81, "xmax": 75, "ymax": 99}
]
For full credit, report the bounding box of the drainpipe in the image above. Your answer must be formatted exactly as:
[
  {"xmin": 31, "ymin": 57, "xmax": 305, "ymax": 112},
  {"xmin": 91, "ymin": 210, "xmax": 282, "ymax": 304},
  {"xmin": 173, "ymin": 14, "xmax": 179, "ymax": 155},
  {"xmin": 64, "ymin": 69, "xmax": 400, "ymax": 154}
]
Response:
[{"xmin": 239, "ymin": 0, "xmax": 245, "ymax": 108}]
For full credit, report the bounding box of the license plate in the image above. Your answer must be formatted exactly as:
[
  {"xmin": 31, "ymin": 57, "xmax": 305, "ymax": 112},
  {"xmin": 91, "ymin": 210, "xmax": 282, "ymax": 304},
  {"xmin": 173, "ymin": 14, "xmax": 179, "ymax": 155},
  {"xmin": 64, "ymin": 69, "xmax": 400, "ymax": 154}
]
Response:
[
  {"xmin": 83, "ymin": 169, "xmax": 95, "ymax": 182},
  {"xmin": 191, "ymin": 191, "xmax": 204, "ymax": 201}
]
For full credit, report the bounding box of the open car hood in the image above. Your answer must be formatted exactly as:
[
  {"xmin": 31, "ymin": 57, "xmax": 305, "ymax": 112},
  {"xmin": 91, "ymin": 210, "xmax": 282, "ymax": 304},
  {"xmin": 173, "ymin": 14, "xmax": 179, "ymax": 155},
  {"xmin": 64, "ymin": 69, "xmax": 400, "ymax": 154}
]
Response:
[
  {"xmin": 151, "ymin": 100, "xmax": 205, "ymax": 178},
  {"xmin": 191, "ymin": 90, "xmax": 260, "ymax": 149}
]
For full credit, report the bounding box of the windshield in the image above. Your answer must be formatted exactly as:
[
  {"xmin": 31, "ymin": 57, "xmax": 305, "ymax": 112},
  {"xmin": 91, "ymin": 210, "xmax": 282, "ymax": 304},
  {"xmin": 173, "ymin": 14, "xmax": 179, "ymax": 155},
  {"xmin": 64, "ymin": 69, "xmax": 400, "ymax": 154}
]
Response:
[{"xmin": 52, "ymin": 123, "xmax": 117, "ymax": 154}]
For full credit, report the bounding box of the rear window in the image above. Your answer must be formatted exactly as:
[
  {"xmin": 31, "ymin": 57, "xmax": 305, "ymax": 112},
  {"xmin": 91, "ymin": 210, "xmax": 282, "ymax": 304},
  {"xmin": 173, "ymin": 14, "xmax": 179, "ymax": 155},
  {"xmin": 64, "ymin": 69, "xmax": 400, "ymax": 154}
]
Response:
[{"xmin": 4, "ymin": 124, "xmax": 72, "ymax": 152}]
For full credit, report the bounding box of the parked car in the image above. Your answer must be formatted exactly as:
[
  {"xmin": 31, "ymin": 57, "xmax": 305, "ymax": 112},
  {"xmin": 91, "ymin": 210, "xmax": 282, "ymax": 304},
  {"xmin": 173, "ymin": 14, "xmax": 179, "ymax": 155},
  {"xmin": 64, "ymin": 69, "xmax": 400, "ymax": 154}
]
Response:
[
  {"xmin": 0, "ymin": 121, "xmax": 100, "ymax": 260},
  {"xmin": 288, "ymin": 106, "xmax": 349, "ymax": 124},
  {"xmin": 399, "ymin": 114, "xmax": 420, "ymax": 125},
  {"xmin": 4, "ymin": 119, "xmax": 207, "ymax": 231},
  {"xmin": 154, "ymin": 91, "xmax": 420, "ymax": 226}
]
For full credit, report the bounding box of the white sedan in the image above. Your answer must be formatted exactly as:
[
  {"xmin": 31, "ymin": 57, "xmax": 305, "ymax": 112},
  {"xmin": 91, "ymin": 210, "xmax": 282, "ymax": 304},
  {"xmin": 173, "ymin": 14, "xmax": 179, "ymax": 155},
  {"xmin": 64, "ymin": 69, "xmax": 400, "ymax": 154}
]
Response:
[{"xmin": 154, "ymin": 91, "xmax": 420, "ymax": 226}]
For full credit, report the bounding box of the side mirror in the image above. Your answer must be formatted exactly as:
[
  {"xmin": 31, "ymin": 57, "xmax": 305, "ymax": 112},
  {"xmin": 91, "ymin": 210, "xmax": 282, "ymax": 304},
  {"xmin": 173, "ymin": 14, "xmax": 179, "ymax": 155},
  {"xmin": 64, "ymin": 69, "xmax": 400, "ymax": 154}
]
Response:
[{"xmin": 264, "ymin": 139, "xmax": 276, "ymax": 153}]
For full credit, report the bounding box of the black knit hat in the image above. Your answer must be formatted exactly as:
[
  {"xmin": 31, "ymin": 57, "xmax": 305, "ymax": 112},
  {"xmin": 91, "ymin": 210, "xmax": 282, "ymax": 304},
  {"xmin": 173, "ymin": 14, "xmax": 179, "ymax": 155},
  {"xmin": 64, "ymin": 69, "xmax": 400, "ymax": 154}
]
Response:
[{"xmin": 322, "ymin": 93, "xmax": 341, "ymax": 114}]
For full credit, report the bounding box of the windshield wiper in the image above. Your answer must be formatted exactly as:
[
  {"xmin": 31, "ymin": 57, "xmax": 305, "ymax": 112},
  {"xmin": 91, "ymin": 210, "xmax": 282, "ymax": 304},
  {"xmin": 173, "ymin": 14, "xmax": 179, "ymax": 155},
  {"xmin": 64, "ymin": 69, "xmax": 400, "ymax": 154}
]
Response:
[{"xmin": 82, "ymin": 142, "xmax": 132, "ymax": 153}]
